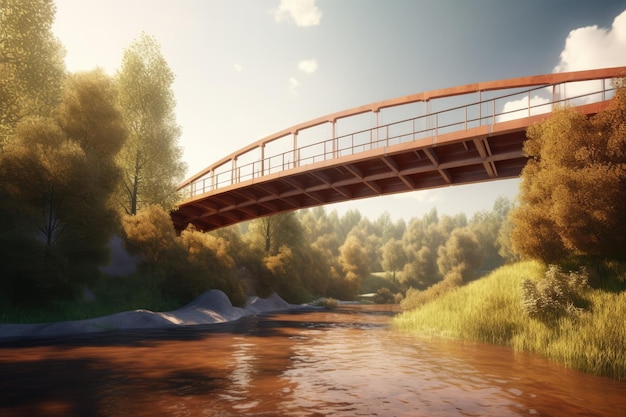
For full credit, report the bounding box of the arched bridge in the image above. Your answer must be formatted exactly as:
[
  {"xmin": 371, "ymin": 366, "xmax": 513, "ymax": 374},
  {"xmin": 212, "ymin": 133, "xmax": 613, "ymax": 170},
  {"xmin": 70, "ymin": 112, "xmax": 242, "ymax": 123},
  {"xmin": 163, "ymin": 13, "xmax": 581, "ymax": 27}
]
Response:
[{"xmin": 172, "ymin": 66, "xmax": 626, "ymax": 231}]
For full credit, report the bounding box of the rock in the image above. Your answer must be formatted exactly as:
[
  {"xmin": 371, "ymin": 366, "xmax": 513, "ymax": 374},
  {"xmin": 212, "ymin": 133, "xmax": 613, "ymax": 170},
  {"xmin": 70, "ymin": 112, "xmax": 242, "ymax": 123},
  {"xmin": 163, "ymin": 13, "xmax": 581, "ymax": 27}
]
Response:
[{"xmin": 0, "ymin": 290, "xmax": 296, "ymax": 341}]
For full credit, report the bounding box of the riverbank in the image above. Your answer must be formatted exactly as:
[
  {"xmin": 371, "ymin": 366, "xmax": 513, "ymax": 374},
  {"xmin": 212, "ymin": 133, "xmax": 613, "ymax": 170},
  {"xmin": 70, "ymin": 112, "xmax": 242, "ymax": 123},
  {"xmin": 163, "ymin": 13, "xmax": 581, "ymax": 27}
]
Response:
[
  {"xmin": 0, "ymin": 290, "xmax": 296, "ymax": 341},
  {"xmin": 393, "ymin": 261, "xmax": 626, "ymax": 380}
]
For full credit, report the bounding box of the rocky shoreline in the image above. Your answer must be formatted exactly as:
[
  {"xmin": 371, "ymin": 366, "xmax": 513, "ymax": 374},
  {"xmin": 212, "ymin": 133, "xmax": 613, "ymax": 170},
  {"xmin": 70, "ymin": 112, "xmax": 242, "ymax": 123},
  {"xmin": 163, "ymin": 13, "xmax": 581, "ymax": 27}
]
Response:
[{"xmin": 0, "ymin": 290, "xmax": 297, "ymax": 341}]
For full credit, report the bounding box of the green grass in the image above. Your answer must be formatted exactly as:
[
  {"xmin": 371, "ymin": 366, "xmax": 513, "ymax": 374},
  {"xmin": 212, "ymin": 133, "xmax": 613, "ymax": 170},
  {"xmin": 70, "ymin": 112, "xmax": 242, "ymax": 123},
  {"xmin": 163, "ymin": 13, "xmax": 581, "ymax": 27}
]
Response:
[
  {"xmin": 392, "ymin": 260, "xmax": 626, "ymax": 380},
  {"xmin": 0, "ymin": 274, "xmax": 182, "ymax": 324}
]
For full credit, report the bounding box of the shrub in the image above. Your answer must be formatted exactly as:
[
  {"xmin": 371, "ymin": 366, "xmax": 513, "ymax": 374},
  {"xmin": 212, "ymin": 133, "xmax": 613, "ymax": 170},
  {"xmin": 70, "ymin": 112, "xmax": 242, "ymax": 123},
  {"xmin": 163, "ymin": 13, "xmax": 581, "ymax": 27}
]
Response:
[
  {"xmin": 521, "ymin": 264, "xmax": 588, "ymax": 321},
  {"xmin": 311, "ymin": 297, "xmax": 339, "ymax": 309},
  {"xmin": 400, "ymin": 268, "xmax": 463, "ymax": 311},
  {"xmin": 374, "ymin": 287, "xmax": 396, "ymax": 304}
]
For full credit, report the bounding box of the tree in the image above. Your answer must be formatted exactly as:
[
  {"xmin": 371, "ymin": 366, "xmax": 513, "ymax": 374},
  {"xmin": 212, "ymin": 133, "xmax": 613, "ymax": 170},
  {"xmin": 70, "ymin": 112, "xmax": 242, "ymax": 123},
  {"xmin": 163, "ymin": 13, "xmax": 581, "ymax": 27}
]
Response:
[
  {"xmin": 0, "ymin": 0, "xmax": 65, "ymax": 143},
  {"xmin": 401, "ymin": 245, "xmax": 439, "ymax": 290},
  {"xmin": 176, "ymin": 226, "xmax": 246, "ymax": 306},
  {"xmin": 437, "ymin": 227, "xmax": 484, "ymax": 281},
  {"xmin": 57, "ymin": 70, "xmax": 128, "ymax": 254},
  {"xmin": 248, "ymin": 212, "xmax": 303, "ymax": 255},
  {"xmin": 381, "ymin": 238, "xmax": 406, "ymax": 282},
  {"xmin": 468, "ymin": 197, "xmax": 512, "ymax": 271},
  {"xmin": 0, "ymin": 118, "xmax": 91, "ymax": 299},
  {"xmin": 115, "ymin": 33, "xmax": 185, "ymax": 215},
  {"xmin": 339, "ymin": 235, "xmax": 370, "ymax": 297},
  {"xmin": 0, "ymin": 69, "xmax": 129, "ymax": 302},
  {"xmin": 511, "ymin": 86, "xmax": 626, "ymax": 263},
  {"xmin": 122, "ymin": 204, "xmax": 178, "ymax": 268}
]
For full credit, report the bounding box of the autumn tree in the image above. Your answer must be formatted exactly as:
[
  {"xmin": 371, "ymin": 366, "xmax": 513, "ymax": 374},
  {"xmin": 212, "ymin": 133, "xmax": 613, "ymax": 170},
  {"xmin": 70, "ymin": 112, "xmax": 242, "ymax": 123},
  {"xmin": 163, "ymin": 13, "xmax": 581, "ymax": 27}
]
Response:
[
  {"xmin": 122, "ymin": 204, "xmax": 178, "ymax": 268},
  {"xmin": 115, "ymin": 33, "xmax": 185, "ymax": 215},
  {"xmin": 381, "ymin": 238, "xmax": 406, "ymax": 282},
  {"xmin": 0, "ymin": 71, "xmax": 127, "ymax": 301},
  {"xmin": 339, "ymin": 235, "xmax": 370, "ymax": 298},
  {"xmin": 511, "ymin": 86, "xmax": 626, "ymax": 263},
  {"xmin": 298, "ymin": 208, "xmax": 342, "ymax": 296},
  {"xmin": 468, "ymin": 197, "xmax": 511, "ymax": 270},
  {"xmin": 0, "ymin": 0, "xmax": 65, "ymax": 144},
  {"xmin": 57, "ymin": 70, "xmax": 127, "ymax": 256},
  {"xmin": 248, "ymin": 212, "xmax": 303, "ymax": 255},
  {"xmin": 437, "ymin": 227, "xmax": 484, "ymax": 281}
]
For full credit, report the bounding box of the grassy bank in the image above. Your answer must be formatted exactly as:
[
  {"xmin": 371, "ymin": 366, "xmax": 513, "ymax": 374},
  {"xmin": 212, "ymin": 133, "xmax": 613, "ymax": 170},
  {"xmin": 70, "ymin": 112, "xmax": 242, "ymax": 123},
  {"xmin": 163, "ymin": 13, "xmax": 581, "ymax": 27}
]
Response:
[
  {"xmin": 392, "ymin": 260, "xmax": 626, "ymax": 380},
  {"xmin": 0, "ymin": 274, "xmax": 182, "ymax": 324}
]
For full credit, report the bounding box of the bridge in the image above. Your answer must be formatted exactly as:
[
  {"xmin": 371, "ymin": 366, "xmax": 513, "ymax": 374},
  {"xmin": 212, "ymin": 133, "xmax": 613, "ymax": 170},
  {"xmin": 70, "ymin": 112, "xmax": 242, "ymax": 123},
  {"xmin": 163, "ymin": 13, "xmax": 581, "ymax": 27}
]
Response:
[{"xmin": 171, "ymin": 66, "xmax": 626, "ymax": 232}]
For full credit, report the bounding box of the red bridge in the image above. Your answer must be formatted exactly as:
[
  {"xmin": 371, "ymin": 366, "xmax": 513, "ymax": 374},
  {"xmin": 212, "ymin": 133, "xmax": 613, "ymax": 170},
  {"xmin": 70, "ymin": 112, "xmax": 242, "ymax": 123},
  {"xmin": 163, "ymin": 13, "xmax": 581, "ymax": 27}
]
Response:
[{"xmin": 172, "ymin": 67, "xmax": 625, "ymax": 231}]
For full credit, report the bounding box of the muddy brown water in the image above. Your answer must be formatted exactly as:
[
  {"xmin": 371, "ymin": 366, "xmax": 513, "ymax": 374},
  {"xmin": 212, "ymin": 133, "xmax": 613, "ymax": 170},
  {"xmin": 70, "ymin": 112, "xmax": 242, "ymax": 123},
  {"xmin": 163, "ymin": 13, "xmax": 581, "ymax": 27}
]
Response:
[{"xmin": 0, "ymin": 304, "xmax": 624, "ymax": 417}]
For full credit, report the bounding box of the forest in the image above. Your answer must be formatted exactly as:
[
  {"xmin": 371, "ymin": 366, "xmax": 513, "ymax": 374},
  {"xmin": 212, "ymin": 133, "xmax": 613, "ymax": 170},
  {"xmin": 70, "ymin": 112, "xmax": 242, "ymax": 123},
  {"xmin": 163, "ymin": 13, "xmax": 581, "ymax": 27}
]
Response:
[
  {"xmin": 0, "ymin": 1, "xmax": 516, "ymax": 317},
  {"xmin": 1, "ymin": 0, "xmax": 626, "ymax": 348}
]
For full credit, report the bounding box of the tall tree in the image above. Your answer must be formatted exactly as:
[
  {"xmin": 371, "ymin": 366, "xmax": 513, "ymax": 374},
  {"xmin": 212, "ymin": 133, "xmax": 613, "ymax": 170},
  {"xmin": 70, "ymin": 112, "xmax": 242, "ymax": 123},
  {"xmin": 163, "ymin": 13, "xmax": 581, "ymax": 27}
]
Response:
[
  {"xmin": 0, "ymin": 0, "xmax": 65, "ymax": 144},
  {"xmin": 511, "ymin": 86, "xmax": 626, "ymax": 263},
  {"xmin": 57, "ymin": 70, "xmax": 128, "ymax": 263},
  {"xmin": 248, "ymin": 212, "xmax": 302, "ymax": 255},
  {"xmin": 0, "ymin": 117, "xmax": 90, "ymax": 299},
  {"xmin": 339, "ymin": 235, "xmax": 370, "ymax": 297},
  {"xmin": 381, "ymin": 238, "xmax": 406, "ymax": 282},
  {"xmin": 116, "ymin": 33, "xmax": 185, "ymax": 215},
  {"xmin": 0, "ymin": 71, "xmax": 127, "ymax": 301},
  {"xmin": 437, "ymin": 227, "xmax": 484, "ymax": 281}
]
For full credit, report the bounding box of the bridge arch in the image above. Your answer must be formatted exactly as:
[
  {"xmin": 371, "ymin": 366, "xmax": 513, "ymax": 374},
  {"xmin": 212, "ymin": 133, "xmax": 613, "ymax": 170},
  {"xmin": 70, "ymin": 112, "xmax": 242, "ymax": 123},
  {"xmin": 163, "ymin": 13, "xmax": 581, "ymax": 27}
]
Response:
[{"xmin": 172, "ymin": 66, "xmax": 626, "ymax": 231}]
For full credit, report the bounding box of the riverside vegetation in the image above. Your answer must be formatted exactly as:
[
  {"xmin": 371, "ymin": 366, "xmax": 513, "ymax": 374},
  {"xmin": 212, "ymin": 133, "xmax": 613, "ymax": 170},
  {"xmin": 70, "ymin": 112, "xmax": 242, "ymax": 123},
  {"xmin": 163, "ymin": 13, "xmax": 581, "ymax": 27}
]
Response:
[
  {"xmin": 395, "ymin": 82, "xmax": 626, "ymax": 381},
  {"xmin": 394, "ymin": 261, "xmax": 626, "ymax": 380}
]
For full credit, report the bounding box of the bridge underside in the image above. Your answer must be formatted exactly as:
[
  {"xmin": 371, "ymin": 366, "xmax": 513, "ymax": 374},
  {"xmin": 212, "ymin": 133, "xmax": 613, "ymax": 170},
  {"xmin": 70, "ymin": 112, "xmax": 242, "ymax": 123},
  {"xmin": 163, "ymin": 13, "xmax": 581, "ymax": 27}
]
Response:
[{"xmin": 172, "ymin": 123, "xmax": 529, "ymax": 232}]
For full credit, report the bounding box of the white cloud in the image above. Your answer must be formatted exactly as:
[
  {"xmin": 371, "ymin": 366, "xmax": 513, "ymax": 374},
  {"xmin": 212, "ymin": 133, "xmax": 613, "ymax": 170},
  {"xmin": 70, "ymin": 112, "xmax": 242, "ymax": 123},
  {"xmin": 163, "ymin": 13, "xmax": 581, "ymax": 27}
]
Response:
[
  {"xmin": 497, "ymin": 95, "xmax": 551, "ymax": 123},
  {"xmin": 289, "ymin": 77, "xmax": 301, "ymax": 94},
  {"xmin": 233, "ymin": 63, "xmax": 243, "ymax": 72},
  {"xmin": 298, "ymin": 59, "xmax": 318, "ymax": 74},
  {"xmin": 554, "ymin": 9, "xmax": 626, "ymax": 72},
  {"xmin": 498, "ymin": 9, "xmax": 626, "ymax": 123},
  {"xmin": 394, "ymin": 190, "xmax": 441, "ymax": 204},
  {"xmin": 272, "ymin": 0, "xmax": 322, "ymax": 27}
]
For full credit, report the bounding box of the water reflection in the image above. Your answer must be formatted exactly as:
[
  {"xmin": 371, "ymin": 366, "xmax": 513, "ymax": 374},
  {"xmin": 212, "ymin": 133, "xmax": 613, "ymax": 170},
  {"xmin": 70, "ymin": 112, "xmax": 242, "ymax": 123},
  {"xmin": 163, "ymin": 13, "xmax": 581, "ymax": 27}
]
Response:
[{"xmin": 0, "ymin": 305, "xmax": 624, "ymax": 416}]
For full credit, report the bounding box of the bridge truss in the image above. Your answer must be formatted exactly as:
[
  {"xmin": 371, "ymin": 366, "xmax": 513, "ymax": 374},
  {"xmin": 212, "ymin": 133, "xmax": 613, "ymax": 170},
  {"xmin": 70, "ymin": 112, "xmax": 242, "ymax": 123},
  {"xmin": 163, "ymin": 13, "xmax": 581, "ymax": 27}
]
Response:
[{"xmin": 172, "ymin": 67, "xmax": 625, "ymax": 231}]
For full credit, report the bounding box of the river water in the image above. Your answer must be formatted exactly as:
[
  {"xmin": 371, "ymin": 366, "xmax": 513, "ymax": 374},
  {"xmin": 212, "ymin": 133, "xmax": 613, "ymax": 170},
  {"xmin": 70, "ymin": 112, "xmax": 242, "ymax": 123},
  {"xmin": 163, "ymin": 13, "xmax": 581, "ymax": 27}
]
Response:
[{"xmin": 1, "ymin": 304, "xmax": 625, "ymax": 417}]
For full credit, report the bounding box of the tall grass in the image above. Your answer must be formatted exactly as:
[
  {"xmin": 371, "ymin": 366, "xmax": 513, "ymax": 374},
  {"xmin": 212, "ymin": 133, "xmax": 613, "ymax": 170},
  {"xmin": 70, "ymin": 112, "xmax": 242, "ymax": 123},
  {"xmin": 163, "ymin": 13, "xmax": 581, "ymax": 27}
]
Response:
[{"xmin": 392, "ymin": 260, "xmax": 626, "ymax": 380}]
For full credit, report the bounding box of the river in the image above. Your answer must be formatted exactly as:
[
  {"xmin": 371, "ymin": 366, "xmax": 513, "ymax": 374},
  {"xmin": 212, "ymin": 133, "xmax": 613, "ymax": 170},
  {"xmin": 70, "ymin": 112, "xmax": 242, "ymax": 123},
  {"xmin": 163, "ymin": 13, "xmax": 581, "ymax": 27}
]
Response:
[{"xmin": 1, "ymin": 304, "xmax": 624, "ymax": 416}]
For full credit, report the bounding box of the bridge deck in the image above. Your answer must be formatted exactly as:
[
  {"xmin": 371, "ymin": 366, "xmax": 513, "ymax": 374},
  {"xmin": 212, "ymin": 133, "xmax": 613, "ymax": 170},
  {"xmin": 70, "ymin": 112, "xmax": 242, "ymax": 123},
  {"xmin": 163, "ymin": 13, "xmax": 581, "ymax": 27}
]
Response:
[{"xmin": 172, "ymin": 67, "xmax": 625, "ymax": 231}]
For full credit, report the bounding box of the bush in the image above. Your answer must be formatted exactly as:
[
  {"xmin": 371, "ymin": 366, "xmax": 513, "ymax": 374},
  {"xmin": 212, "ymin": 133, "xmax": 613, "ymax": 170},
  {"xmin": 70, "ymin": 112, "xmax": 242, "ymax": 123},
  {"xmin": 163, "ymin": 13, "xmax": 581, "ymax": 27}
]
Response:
[
  {"xmin": 374, "ymin": 287, "xmax": 396, "ymax": 304},
  {"xmin": 311, "ymin": 297, "xmax": 339, "ymax": 309},
  {"xmin": 521, "ymin": 264, "xmax": 588, "ymax": 321},
  {"xmin": 400, "ymin": 264, "xmax": 464, "ymax": 311}
]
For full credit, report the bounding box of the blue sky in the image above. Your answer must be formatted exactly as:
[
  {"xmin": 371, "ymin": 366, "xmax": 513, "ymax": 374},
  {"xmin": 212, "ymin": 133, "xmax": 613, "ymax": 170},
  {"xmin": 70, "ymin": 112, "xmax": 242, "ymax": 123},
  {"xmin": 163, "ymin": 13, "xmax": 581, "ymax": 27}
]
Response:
[{"xmin": 53, "ymin": 0, "xmax": 626, "ymax": 221}]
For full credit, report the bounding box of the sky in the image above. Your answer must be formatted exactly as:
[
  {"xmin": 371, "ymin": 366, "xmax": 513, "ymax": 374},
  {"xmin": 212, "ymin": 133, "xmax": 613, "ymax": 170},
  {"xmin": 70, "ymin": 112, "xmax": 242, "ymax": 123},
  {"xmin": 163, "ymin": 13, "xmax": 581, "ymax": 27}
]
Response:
[{"xmin": 52, "ymin": 0, "xmax": 626, "ymax": 222}]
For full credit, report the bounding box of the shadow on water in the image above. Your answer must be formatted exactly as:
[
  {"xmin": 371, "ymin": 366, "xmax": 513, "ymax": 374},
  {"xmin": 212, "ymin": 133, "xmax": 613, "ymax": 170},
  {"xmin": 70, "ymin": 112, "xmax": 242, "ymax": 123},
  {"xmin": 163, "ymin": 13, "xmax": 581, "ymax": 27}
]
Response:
[
  {"xmin": 0, "ymin": 305, "xmax": 401, "ymax": 416},
  {"xmin": 0, "ymin": 355, "xmax": 230, "ymax": 417}
]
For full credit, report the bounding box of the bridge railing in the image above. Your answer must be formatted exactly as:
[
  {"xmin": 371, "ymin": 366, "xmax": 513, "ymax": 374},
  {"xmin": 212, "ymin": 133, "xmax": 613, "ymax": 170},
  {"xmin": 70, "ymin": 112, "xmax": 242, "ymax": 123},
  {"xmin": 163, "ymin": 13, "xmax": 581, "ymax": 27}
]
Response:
[{"xmin": 180, "ymin": 69, "xmax": 622, "ymax": 200}]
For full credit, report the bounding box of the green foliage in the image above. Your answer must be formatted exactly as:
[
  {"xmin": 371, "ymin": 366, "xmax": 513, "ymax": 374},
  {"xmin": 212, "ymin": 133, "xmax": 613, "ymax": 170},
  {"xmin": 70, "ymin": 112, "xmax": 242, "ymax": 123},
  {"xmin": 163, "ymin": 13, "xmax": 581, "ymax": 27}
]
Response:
[
  {"xmin": 0, "ymin": 70, "xmax": 127, "ymax": 302},
  {"xmin": 115, "ymin": 33, "xmax": 185, "ymax": 215},
  {"xmin": 0, "ymin": 0, "xmax": 65, "ymax": 143},
  {"xmin": 122, "ymin": 206, "xmax": 247, "ymax": 306},
  {"xmin": 339, "ymin": 235, "xmax": 370, "ymax": 297},
  {"xmin": 437, "ymin": 227, "xmax": 484, "ymax": 281},
  {"xmin": 374, "ymin": 287, "xmax": 396, "ymax": 304},
  {"xmin": 521, "ymin": 265, "xmax": 588, "ymax": 321},
  {"xmin": 122, "ymin": 205, "xmax": 178, "ymax": 267},
  {"xmin": 311, "ymin": 297, "xmax": 339, "ymax": 309},
  {"xmin": 381, "ymin": 238, "xmax": 406, "ymax": 281},
  {"xmin": 394, "ymin": 261, "xmax": 626, "ymax": 380},
  {"xmin": 511, "ymin": 88, "xmax": 626, "ymax": 263},
  {"xmin": 400, "ymin": 269, "xmax": 463, "ymax": 311}
]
